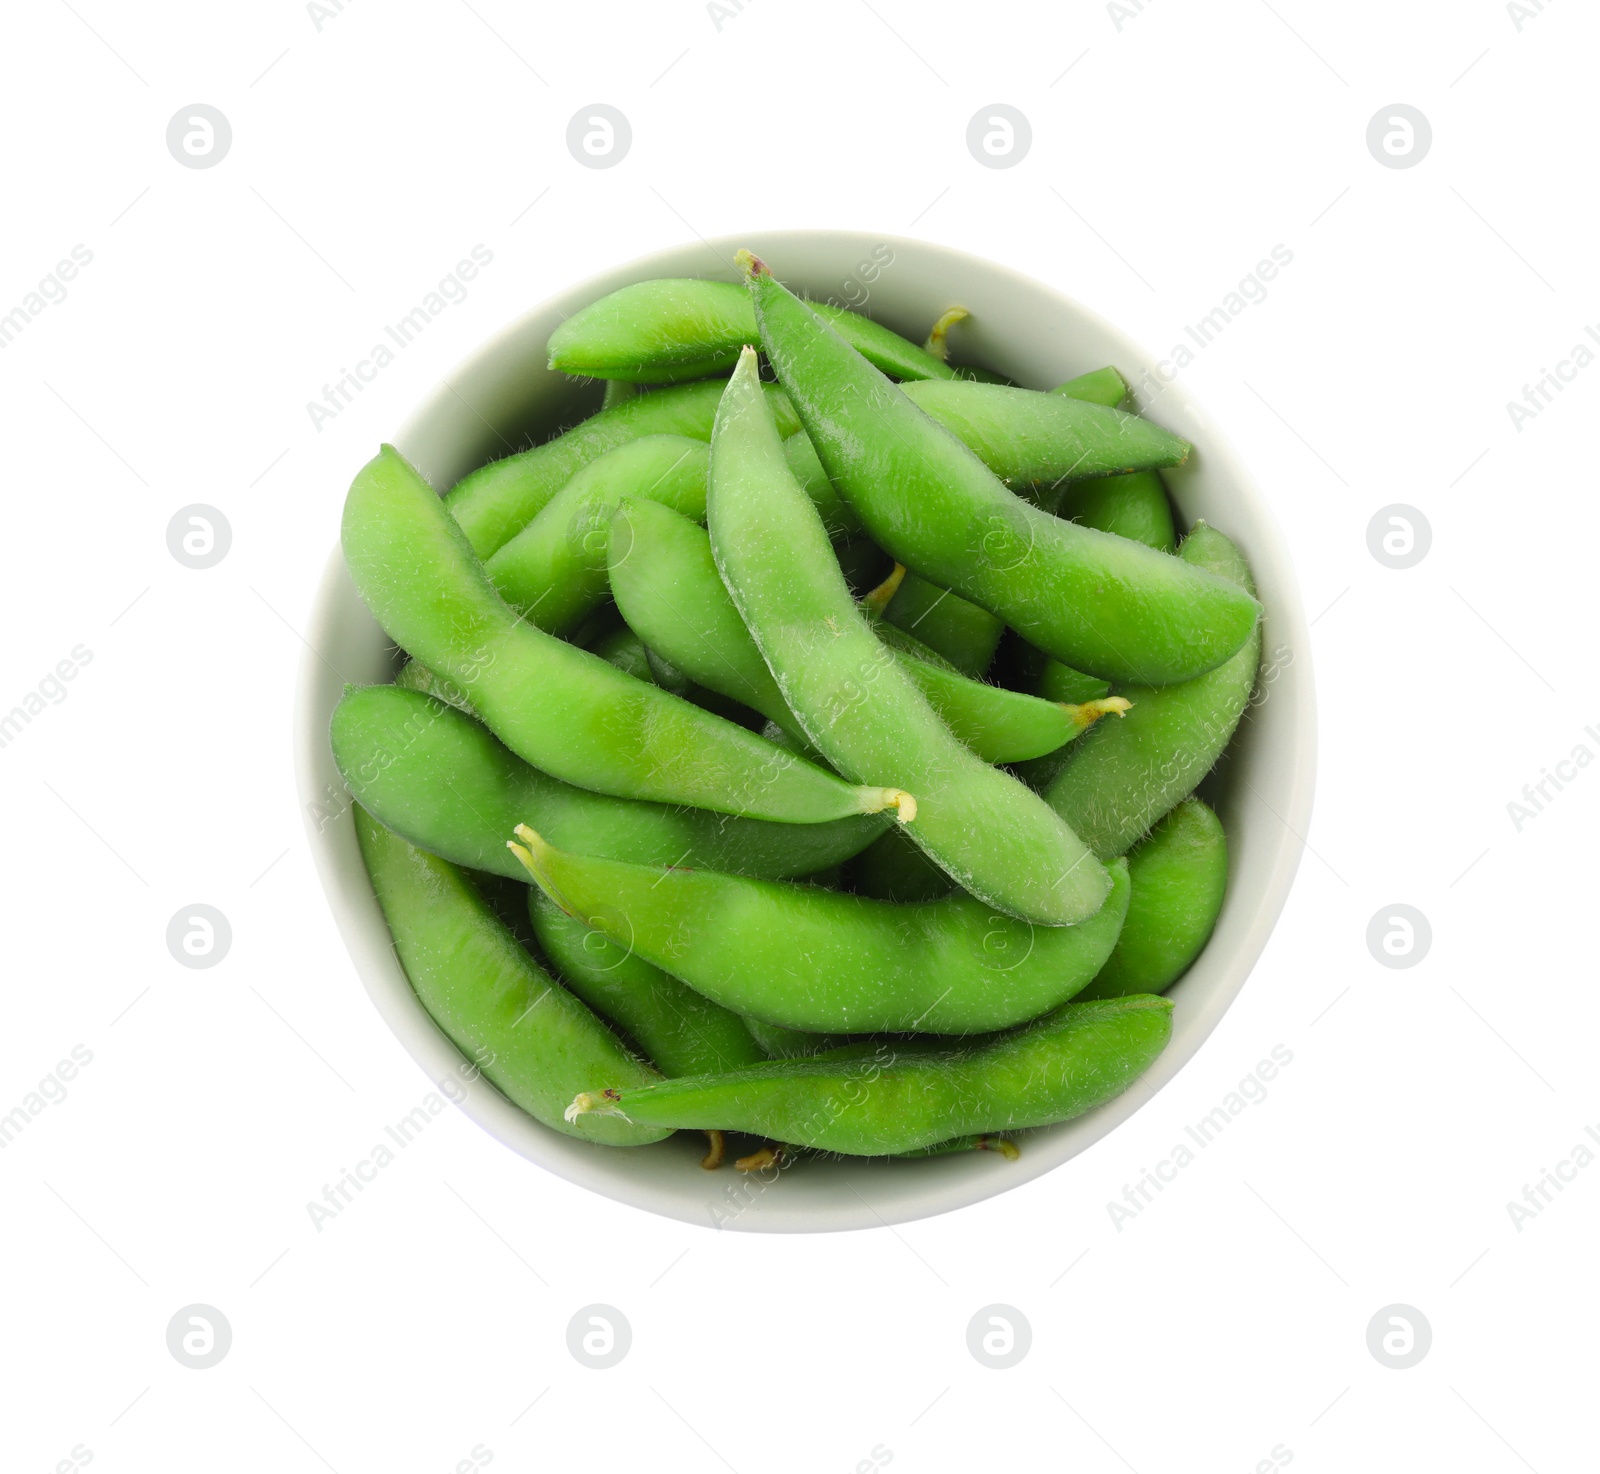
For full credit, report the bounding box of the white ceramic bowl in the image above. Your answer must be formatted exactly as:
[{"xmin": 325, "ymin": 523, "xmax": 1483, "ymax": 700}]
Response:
[{"xmin": 296, "ymin": 230, "xmax": 1317, "ymax": 1233}]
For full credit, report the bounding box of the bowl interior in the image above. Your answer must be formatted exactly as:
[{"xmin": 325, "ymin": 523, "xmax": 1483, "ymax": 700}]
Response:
[{"xmin": 296, "ymin": 230, "xmax": 1316, "ymax": 1233}]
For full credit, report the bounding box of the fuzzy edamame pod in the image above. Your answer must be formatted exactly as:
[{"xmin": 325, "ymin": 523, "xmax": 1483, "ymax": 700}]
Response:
[
  {"xmin": 740, "ymin": 1018, "xmax": 856, "ymax": 1060},
  {"xmin": 395, "ymin": 655, "xmax": 478, "ymax": 718},
  {"xmin": 444, "ymin": 379, "xmax": 801, "ymax": 559},
  {"xmin": 341, "ymin": 445, "xmax": 907, "ymax": 825},
  {"xmin": 608, "ymin": 499, "xmax": 1125, "ymax": 764},
  {"xmin": 878, "ymin": 572, "xmax": 1004, "ymax": 677},
  {"xmin": 746, "ymin": 255, "xmax": 1260, "ymax": 684},
  {"xmin": 1052, "ymin": 366, "xmax": 1129, "ymax": 406},
  {"xmin": 331, "ymin": 685, "xmax": 885, "ymax": 882},
  {"xmin": 529, "ymin": 892, "xmax": 767, "ymax": 1076},
  {"xmin": 1079, "ymin": 799, "xmax": 1229, "ymax": 1000},
  {"xmin": 896, "ymin": 379, "xmax": 1186, "ymax": 494},
  {"xmin": 787, "ymin": 384, "xmax": 1158, "ymax": 551},
  {"xmin": 841, "ymin": 824, "xmax": 956, "ymax": 903},
  {"xmin": 353, "ymin": 806, "xmax": 669, "ymax": 1146},
  {"xmin": 547, "ymin": 277, "xmax": 960, "ymax": 385},
  {"xmin": 484, "ymin": 434, "xmax": 709, "ymax": 634},
  {"xmin": 1052, "ymin": 471, "xmax": 1177, "ymax": 551},
  {"xmin": 1014, "ymin": 468, "xmax": 1174, "ymax": 788},
  {"xmin": 449, "ymin": 368, "xmax": 1173, "ymax": 566},
  {"xmin": 782, "ymin": 432, "xmax": 865, "ymax": 541},
  {"xmin": 510, "ymin": 826, "xmax": 1129, "ymax": 1034},
  {"xmin": 567, "ymin": 994, "xmax": 1173, "ymax": 1156},
  {"xmin": 1046, "ymin": 523, "xmax": 1261, "ymax": 858},
  {"xmin": 588, "ymin": 624, "xmax": 659, "ymax": 682},
  {"xmin": 704, "ymin": 348, "xmax": 1109, "ymax": 924}
]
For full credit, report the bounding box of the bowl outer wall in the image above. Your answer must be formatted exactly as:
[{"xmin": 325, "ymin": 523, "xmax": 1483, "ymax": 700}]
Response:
[{"xmin": 295, "ymin": 229, "xmax": 1317, "ymax": 1234}]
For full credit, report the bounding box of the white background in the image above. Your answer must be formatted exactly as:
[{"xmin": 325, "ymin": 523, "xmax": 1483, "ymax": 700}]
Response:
[{"xmin": 3, "ymin": 1, "xmax": 1596, "ymax": 1469}]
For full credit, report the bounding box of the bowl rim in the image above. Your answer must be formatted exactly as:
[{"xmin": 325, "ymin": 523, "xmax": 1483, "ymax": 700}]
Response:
[{"xmin": 295, "ymin": 228, "xmax": 1318, "ymax": 1233}]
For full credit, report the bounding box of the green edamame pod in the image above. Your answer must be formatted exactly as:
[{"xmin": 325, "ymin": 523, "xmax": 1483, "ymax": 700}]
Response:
[
  {"xmin": 705, "ymin": 349, "xmax": 1109, "ymax": 924},
  {"xmin": 1013, "ymin": 470, "xmax": 1172, "ymax": 787},
  {"xmin": 608, "ymin": 500, "xmax": 1125, "ymax": 764},
  {"xmin": 1046, "ymin": 523, "xmax": 1261, "ymax": 857},
  {"xmin": 741, "ymin": 1018, "xmax": 855, "ymax": 1060},
  {"xmin": 529, "ymin": 892, "xmax": 767, "ymax": 1076},
  {"xmin": 834, "ymin": 536, "xmax": 894, "ymax": 595},
  {"xmin": 1012, "ymin": 655, "xmax": 1119, "ymax": 791},
  {"xmin": 841, "ymin": 824, "xmax": 956, "ymax": 903},
  {"xmin": 589, "ymin": 624, "xmax": 659, "ymax": 683},
  {"xmin": 395, "ymin": 656, "xmax": 478, "ymax": 718},
  {"xmin": 894, "ymin": 1134, "xmax": 1020, "ymax": 1160},
  {"xmin": 783, "ymin": 432, "xmax": 865, "ymax": 541},
  {"xmin": 444, "ymin": 379, "xmax": 801, "ymax": 559},
  {"xmin": 746, "ymin": 255, "xmax": 1259, "ymax": 684},
  {"xmin": 609, "ymin": 498, "xmax": 800, "ymax": 739},
  {"xmin": 1035, "ymin": 661, "xmax": 1113, "ymax": 705},
  {"xmin": 484, "ymin": 435, "xmax": 710, "ymax": 634},
  {"xmin": 1052, "ymin": 366, "xmax": 1128, "ymax": 406},
  {"xmin": 510, "ymin": 826, "xmax": 1130, "ymax": 1034},
  {"xmin": 450, "ymin": 368, "xmax": 1173, "ymax": 565},
  {"xmin": 900, "ymin": 378, "xmax": 1181, "ymax": 487},
  {"xmin": 547, "ymin": 277, "xmax": 960, "ymax": 384},
  {"xmin": 333, "ymin": 686, "xmax": 885, "ymax": 881},
  {"xmin": 1078, "ymin": 799, "xmax": 1228, "ymax": 1000},
  {"xmin": 567, "ymin": 994, "xmax": 1174, "ymax": 1156},
  {"xmin": 789, "ymin": 395, "xmax": 1165, "ymax": 543},
  {"xmin": 343, "ymin": 445, "xmax": 909, "ymax": 825},
  {"xmin": 879, "ymin": 572, "xmax": 1003, "ymax": 677},
  {"xmin": 891, "ymin": 648, "xmax": 1125, "ymax": 763},
  {"xmin": 353, "ymin": 806, "xmax": 669, "ymax": 1146},
  {"xmin": 1049, "ymin": 470, "xmax": 1177, "ymax": 549}
]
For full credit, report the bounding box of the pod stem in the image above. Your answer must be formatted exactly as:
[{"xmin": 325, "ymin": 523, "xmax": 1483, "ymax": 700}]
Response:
[
  {"xmin": 977, "ymin": 1135, "xmax": 1021, "ymax": 1161},
  {"xmin": 923, "ymin": 306, "xmax": 969, "ymax": 361},
  {"xmin": 872, "ymin": 788, "xmax": 918, "ymax": 824},
  {"xmin": 1064, "ymin": 695, "xmax": 1132, "ymax": 733},
  {"xmin": 701, "ymin": 1130, "xmax": 727, "ymax": 1170},
  {"xmin": 508, "ymin": 825, "xmax": 582, "ymax": 917},
  {"xmin": 859, "ymin": 563, "xmax": 907, "ymax": 619},
  {"xmin": 735, "ymin": 1144, "xmax": 786, "ymax": 1172},
  {"xmin": 565, "ymin": 1086, "xmax": 626, "ymax": 1124}
]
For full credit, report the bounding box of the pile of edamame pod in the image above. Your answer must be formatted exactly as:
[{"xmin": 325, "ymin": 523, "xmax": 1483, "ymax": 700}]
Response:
[{"xmin": 333, "ymin": 252, "xmax": 1262, "ymax": 1172}]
